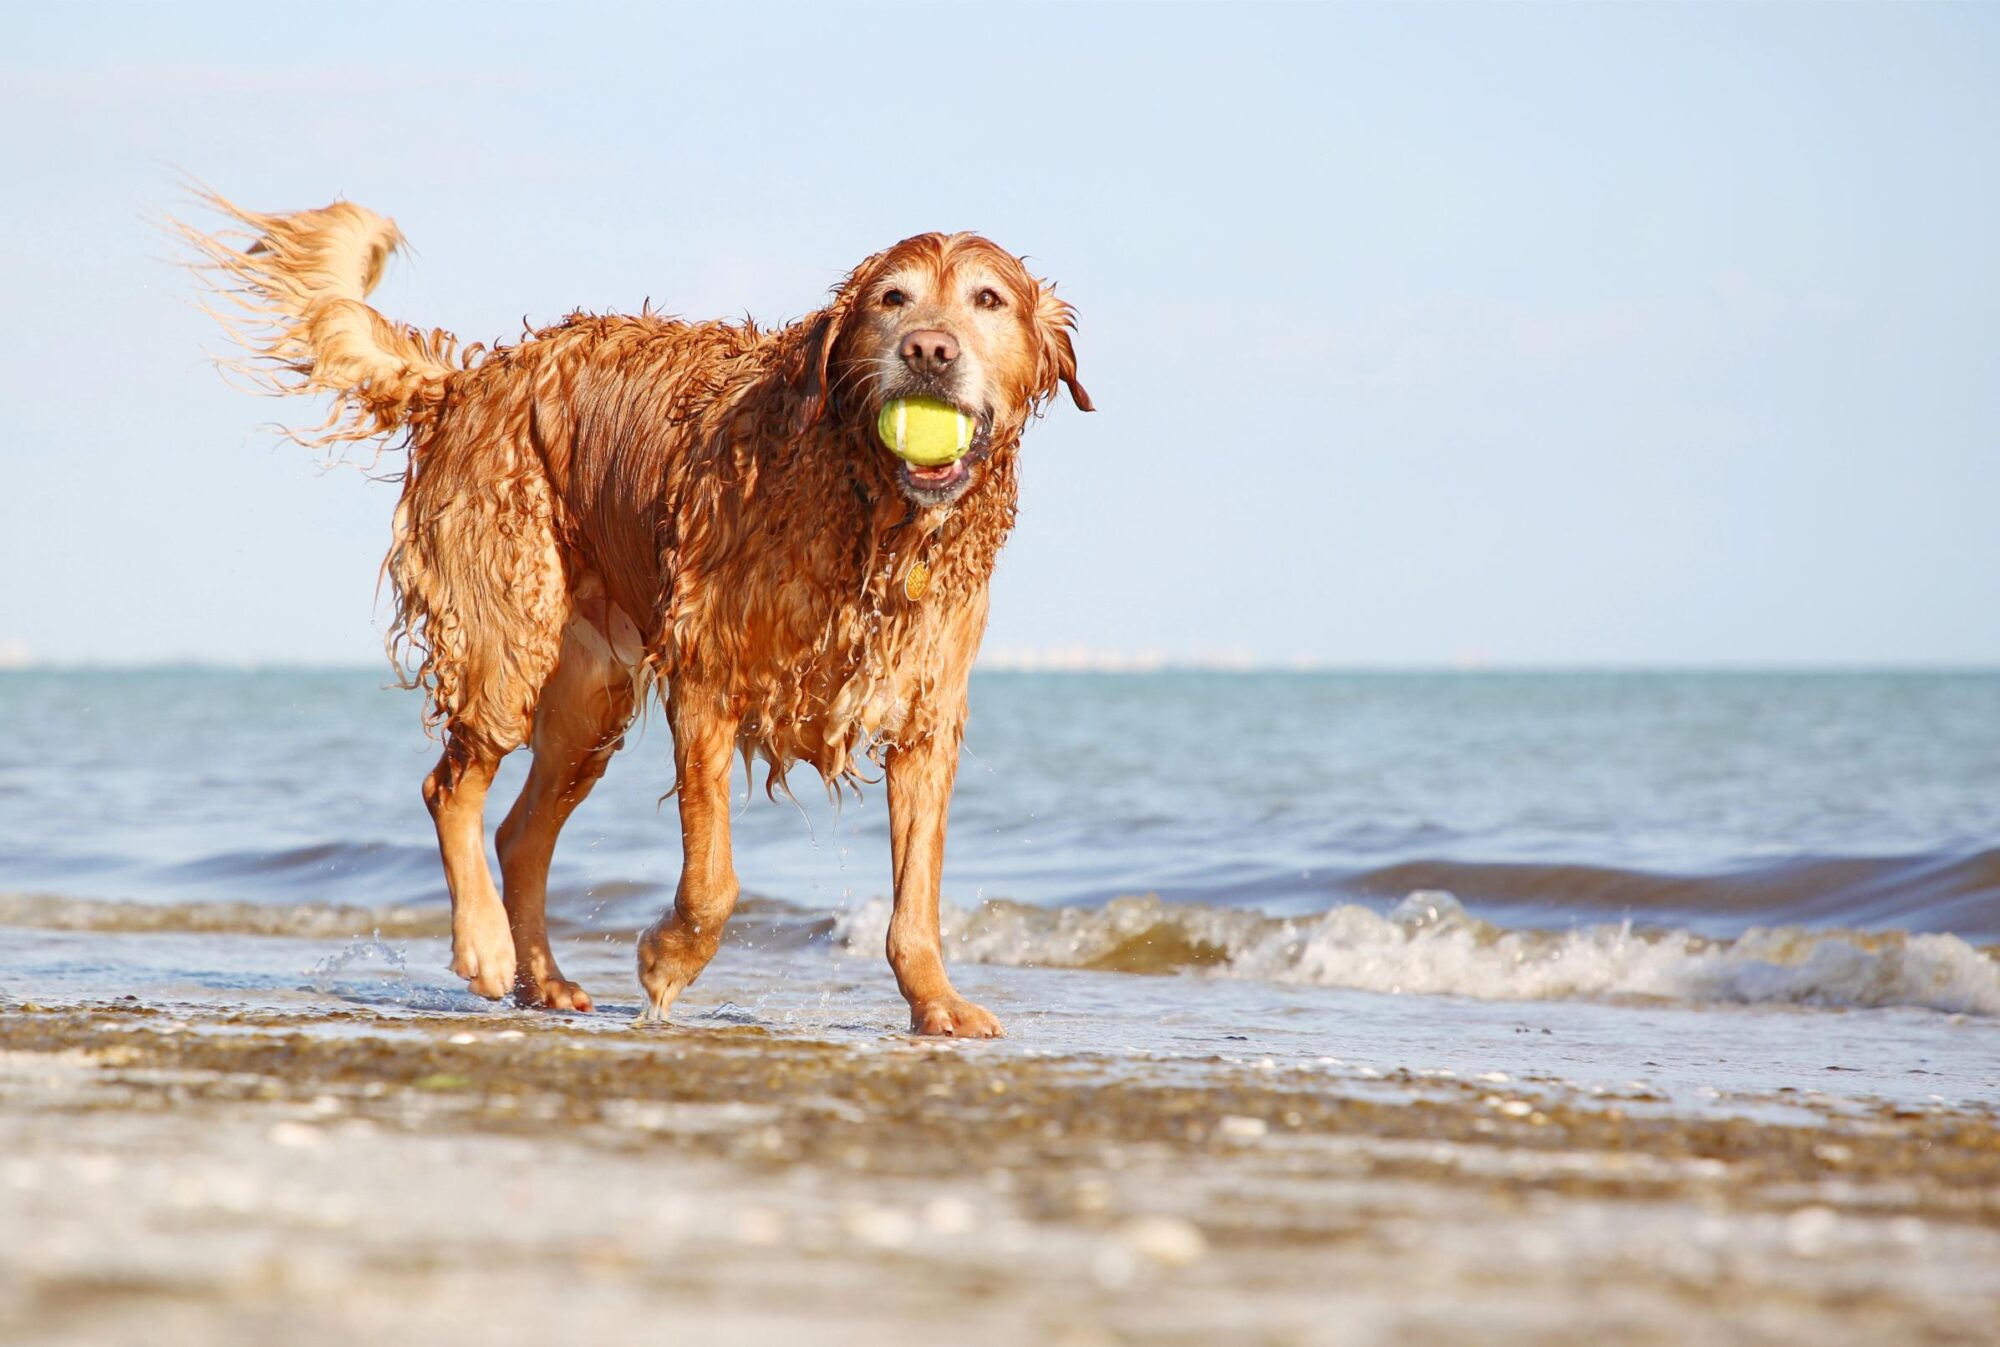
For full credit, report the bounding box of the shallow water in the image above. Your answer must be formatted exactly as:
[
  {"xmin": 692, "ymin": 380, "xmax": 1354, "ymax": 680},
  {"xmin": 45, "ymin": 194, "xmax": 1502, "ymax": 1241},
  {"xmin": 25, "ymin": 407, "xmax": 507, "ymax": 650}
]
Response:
[{"xmin": 6, "ymin": 922, "xmax": 1993, "ymax": 1123}]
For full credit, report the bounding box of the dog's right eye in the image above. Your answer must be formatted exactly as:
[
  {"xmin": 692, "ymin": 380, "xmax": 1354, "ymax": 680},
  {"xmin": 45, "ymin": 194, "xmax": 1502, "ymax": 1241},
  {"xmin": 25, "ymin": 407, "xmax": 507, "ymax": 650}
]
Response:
[{"xmin": 881, "ymin": 289, "xmax": 906, "ymax": 308}]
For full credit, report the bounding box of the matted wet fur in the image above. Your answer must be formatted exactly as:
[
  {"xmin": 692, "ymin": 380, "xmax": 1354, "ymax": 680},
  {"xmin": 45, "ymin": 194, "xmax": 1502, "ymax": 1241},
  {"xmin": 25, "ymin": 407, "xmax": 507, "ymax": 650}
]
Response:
[{"xmin": 178, "ymin": 190, "xmax": 1090, "ymax": 1035}]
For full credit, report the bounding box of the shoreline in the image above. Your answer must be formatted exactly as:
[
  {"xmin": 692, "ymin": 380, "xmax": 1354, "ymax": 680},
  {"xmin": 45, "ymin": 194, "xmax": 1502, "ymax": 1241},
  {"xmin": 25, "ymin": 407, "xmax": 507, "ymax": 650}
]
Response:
[{"xmin": 4, "ymin": 989, "xmax": 1997, "ymax": 1345}]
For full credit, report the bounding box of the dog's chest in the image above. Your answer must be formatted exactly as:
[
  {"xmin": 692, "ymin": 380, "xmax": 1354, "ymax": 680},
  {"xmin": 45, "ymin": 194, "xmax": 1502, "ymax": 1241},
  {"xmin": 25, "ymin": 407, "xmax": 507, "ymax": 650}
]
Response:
[
  {"xmin": 734, "ymin": 565, "xmax": 956, "ymax": 778},
  {"xmin": 660, "ymin": 457, "xmax": 1002, "ymax": 782}
]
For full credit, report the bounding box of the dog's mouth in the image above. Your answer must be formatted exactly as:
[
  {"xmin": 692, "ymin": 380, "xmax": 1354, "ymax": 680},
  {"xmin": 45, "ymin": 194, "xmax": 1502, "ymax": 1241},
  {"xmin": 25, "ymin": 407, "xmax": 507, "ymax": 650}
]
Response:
[
  {"xmin": 901, "ymin": 458, "xmax": 971, "ymax": 492},
  {"xmin": 884, "ymin": 402, "xmax": 993, "ymax": 505}
]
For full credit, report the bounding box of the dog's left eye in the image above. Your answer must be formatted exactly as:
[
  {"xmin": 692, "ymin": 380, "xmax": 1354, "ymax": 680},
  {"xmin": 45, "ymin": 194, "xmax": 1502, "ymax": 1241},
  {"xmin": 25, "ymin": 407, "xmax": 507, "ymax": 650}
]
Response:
[{"xmin": 975, "ymin": 288, "xmax": 1004, "ymax": 310}]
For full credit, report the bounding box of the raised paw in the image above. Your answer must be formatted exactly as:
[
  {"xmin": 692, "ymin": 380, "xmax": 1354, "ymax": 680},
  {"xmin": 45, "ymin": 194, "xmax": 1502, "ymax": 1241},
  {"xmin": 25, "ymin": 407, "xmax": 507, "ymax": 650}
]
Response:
[
  {"xmin": 636, "ymin": 999, "xmax": 674, "ymax": 1027},
  {"xmin": 910, "ymin": 996, "xmax": 1005, "ymax": 1039},
  {"xmin": 635, "ymin": 921, "xmax": 701, "ymax": 1027}
]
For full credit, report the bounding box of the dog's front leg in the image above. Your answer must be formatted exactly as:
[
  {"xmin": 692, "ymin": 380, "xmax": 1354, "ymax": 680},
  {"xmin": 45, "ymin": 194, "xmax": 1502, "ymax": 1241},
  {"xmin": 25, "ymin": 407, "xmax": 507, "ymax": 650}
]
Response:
[
  {"xmin": 886, "ymin": 728, "xmax": 1003, "ymax": 1038},
  {"xmin": 637, "ymin": 688, "xmax": 742, "ymax": 1023}
]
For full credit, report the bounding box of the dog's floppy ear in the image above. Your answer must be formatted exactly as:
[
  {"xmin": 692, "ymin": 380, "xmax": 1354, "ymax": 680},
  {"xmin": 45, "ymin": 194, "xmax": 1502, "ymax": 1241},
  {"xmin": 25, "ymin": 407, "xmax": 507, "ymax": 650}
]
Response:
[
  {"xmin": 792, "ymin": 308, "xmax": 842, "ymax": 433},
  {"xmin": 1033, "ymin": 288, "xmax": 1093, "ymax": 413},
  {"xmin": 793, "ymin": 248, "xmax": 897, "ymax": 433}
]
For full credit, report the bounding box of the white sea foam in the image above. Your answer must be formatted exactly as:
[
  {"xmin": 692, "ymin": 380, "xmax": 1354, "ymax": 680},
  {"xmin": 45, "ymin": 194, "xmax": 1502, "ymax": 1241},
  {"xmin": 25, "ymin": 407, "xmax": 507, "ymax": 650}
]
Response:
[{"xmin": 832, "ymin": 891, "xmax": 2000, "ymax": 1017}]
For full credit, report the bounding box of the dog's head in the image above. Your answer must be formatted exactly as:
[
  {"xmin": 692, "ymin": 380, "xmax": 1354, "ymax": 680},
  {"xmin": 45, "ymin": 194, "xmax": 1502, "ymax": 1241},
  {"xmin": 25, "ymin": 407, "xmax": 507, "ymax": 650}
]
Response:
[{"xmin": 796, "ymin": 233, "xmax": 1092, "ymax": 508}]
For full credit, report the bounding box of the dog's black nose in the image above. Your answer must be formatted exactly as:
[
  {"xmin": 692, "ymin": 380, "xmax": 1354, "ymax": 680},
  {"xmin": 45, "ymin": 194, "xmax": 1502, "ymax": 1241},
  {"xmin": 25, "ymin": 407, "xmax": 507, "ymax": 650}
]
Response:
[{"xmin": 899, "ymin": 328, "xmax": 959, "ymax": 374}]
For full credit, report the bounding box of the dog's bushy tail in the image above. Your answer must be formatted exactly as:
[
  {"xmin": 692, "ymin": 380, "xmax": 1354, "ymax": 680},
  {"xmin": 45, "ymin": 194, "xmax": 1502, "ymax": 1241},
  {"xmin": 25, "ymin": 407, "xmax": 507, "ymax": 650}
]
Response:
[{"xmin": 174, "ymin": 189, "xmax": 459, "ymax": 456}]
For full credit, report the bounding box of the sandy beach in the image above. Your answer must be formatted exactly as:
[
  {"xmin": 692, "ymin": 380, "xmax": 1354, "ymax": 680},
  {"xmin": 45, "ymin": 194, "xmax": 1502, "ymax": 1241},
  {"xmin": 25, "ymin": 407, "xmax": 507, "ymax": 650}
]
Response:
[{"xmin": 4, "ymin": 950, "xmax": 1998, "ymax": 1347}]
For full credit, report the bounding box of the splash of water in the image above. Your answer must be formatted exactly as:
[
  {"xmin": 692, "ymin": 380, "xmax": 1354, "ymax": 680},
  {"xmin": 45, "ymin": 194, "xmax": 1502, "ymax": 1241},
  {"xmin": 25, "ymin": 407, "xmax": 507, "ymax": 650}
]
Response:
[{"xmin": 302, "ymin": 932, "xmax": 483, "ymax": 1012}]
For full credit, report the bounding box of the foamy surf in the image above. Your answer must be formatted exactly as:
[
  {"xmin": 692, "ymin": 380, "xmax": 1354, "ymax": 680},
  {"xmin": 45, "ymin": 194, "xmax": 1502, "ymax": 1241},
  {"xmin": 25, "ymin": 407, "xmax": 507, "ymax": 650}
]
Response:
[{"xmin": 835, "ymin": 891, "xmax": 2000, "ymax": 1017}]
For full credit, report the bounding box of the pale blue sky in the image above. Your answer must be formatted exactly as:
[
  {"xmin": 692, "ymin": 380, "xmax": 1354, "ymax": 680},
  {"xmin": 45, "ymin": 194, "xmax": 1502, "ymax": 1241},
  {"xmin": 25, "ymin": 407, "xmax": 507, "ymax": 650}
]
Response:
[{"xmin": 2, "ymin": 3, "xmax": 1995, "ymax": 667}]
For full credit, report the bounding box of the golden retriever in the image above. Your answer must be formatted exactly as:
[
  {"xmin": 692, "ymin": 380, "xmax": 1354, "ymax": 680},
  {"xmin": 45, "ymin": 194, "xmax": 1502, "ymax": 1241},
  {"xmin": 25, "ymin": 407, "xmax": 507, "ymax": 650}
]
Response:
[{"xmin": 179, "ymin": 192, "xmax": 1089, "ymax": 1036}]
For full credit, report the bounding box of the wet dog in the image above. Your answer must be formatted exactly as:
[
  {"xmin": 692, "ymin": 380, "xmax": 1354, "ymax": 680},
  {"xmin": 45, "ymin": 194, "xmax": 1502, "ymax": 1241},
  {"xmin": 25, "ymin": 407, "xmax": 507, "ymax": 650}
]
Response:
[{"xmin": 181, "ymin": 193, "xmax": 1089, "ymax": 1034}]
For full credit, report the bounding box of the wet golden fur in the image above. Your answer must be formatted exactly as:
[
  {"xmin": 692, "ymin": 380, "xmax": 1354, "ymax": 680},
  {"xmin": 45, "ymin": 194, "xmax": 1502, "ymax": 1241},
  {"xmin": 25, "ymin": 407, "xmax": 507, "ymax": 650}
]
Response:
[{"xmin": 179, "ymin": 191, "xmax": 1088, "ymax": 1034}]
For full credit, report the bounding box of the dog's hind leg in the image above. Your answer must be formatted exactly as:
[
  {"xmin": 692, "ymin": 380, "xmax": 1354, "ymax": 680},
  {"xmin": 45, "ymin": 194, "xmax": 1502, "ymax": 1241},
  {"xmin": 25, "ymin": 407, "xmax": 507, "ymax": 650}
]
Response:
[
  {"xmin": 636, "ymin": 685, "xmax": 742, "ymax": 1023},
  {"xmin": 394, "ymin": 465, "xmax": 571, "ymax": 1001},
  {"xmin": 494, "ymin": 616, "xmax": 639, "ymax": 1012},
  {"xmin": 423, "ymin": 734, "xmax": 517, "ymax": 999}
]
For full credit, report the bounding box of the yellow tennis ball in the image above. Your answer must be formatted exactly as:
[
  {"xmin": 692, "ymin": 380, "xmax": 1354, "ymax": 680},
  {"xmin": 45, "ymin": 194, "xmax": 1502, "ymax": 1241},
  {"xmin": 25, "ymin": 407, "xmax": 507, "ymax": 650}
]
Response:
[{"xmin": 876, "ymin": 397, "xmax": 974, "ymax": 467}]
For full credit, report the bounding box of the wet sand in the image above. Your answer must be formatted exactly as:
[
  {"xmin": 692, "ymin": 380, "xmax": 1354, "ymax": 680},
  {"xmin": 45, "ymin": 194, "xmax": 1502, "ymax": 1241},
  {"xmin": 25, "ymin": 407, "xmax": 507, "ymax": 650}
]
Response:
[{"xmin": 4, "ymin": 988, "xmax": 1998, "ymax": 1346}]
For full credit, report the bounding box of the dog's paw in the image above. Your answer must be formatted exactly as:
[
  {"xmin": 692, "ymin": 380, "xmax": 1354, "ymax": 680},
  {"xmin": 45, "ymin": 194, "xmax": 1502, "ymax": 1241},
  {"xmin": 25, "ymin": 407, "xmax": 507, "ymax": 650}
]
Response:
[
  {"xmin": 451, "ymin": 952, "xmax": 517, "ymax": 1001},
  {"xmin": 634, "ymin": 967, "xmax": 684, "ymax": 1027},
  {"xmin": 450, "ymin": 910, "xmax": 517, "ymax": 1000},
  {"xmin": 910, "ymin": 996, "xmax": 1005, "ymax": 1039},
  {"xmin": 514, "ymin": 972, "xmax": 593, "ymax": 1013},
  {"xmin": 636, "ymin": 997, "xmax": 678, "ymax": 1027}
]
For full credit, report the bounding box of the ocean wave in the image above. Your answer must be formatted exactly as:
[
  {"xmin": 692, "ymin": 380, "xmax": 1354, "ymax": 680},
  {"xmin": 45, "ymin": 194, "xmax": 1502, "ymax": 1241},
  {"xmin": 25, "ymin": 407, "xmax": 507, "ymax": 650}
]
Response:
[
  {"xmin": 0, "ymin": 890, "xmax": 823, "ymax": 949},
  {"xmin": 834, "ymin": 891, "xmax": 2000, "ymax": 1017},
  {"xmin": 153, "ymin": 839, "xmax": 437, "ymax": 883},
  {"xmin": 1333, "ymin": 849, "xmax": 2000, "ymax": 941},
  {"xmin": 0, "ymin": 892, "xmax": 449, "ymax": 939}
]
